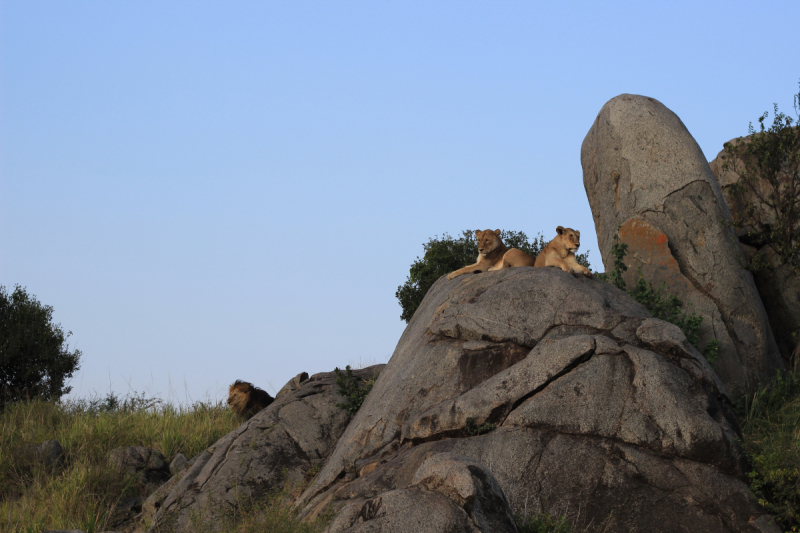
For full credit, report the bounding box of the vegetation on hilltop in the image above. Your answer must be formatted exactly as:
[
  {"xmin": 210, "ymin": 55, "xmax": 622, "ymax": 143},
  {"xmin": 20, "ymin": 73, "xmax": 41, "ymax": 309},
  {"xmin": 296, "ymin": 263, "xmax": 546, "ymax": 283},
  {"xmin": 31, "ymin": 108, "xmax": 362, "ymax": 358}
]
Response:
[{"xmin": 722, "ymin": 81, "xmax": 800, "ymax": 277}]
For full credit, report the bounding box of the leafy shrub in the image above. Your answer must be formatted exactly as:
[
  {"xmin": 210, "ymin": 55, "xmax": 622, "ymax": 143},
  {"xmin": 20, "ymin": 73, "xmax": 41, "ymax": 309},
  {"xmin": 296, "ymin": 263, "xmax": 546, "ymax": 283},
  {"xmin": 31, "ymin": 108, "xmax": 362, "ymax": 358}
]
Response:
[
  {"xmin": 333, "ymin": 365, "xmax": 374, "ymax": 415},
  {"xmin": 598, "ymin": 235, "xmax": 718, "ymax": 364},
  {"xmin": 464, "ymin": 417, "xmax": 495, "ymax": 436},
  {"xmin": 396, "ymin": 230, "xmax": 590, "ymax": 323},
  {"xmin": 736, "ymin": 370, "xmax": 800, "ymax": 530},
  {"xmin": 0, "ymin": 285, "xmax": 82, "ymax": 408},
  {"xmin": 722, "ymin": 82, "xmax": 800, "ymax": 275}
]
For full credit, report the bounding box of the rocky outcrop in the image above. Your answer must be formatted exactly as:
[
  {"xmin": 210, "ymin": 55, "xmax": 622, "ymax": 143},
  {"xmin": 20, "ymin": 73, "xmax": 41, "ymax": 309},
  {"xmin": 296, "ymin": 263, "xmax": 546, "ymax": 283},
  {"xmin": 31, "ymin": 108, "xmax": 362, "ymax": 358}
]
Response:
[
  {"xmin": 709, "ymin": 143, "xmax": 800, "ymax": 361},
  {"xmin": 292, "ymin": 268, "xmax": 776, "ymax": 532},
  {"xmin": 581, "ymin": 93, "xmax": 783, "ymax": 394},
  {"xmin": 146, "ymin": 365, "xmax": 385, "ymax": 532},
  {"xmin": 36, "ymin": 439, "xmax": 65, "ymax": 469},
  {"xmin": 108, "ymin": 446, "xmax": 171, "ymax": 488},
  {"xmin": 708, "ymin": 137, "xmax": 783, "ymax": 237},
  {"xmin": 276, "ymin": 371, "xmax": 310, "ymax": 400},
  {"xmin": 325, "ymin": 452, "xmax": 517, "ymax": 533},
  {"xmin": 751, "ymin": 245, "xmax": 800, "ymax": 361}
]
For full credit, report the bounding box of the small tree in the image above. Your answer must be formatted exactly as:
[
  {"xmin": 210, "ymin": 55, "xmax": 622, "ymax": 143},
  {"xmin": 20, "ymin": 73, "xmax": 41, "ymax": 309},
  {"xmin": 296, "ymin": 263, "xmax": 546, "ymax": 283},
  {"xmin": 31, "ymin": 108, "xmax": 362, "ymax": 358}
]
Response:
[
  {"xmin": 0, "ymin": 285, "xmax": 82, "ymax": 407},
  {"xmin": 722, "ymin": 82, "xmax": 800, "ymax": 274},
  {"xmin": 396, "ymin": 230, "xmax": 590, "ymax": 323}
]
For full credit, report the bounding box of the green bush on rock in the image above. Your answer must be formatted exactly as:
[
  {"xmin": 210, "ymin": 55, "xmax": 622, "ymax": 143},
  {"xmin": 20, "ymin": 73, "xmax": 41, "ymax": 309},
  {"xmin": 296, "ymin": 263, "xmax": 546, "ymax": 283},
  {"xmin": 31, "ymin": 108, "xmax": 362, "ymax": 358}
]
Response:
[{"xmin": 333, "ymin": 365, "xmax": 375, "ymax": 415}]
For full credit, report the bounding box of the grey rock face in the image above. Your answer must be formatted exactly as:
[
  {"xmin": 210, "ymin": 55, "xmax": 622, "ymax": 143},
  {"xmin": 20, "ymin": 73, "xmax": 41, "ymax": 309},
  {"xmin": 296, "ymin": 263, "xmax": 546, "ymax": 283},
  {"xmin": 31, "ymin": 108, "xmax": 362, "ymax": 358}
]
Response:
[
  {"xmin": 708, "ymin": 138, "xmax": 783, "ymax": 235},
  {"xmin": 141, "ymin": 454, "xmax": 200, "ymax": 525},
  {"xmin": 581, "ymin": 93, "xmax": 783, "ymax": 393},
  {"xmin": 709, "ymin": 143, "xmax": 800, "ymax": 362},
  {"xmin": 108, "ymin": 446, "xmax": 170, "ymax": 488},
  {"xmin": 37, "ymin": 439, "xmax": 64, "ymax": 468},
  {"xmin": 146, "ymin": 365, "xmax": 385, "ymax": 532},
  {"xmin": 276, "ymin": 371, "xmax": 310, "ymax": 400},
  {"xmin": 325, "ymin": 452, "xmax": 516, "ymax": 533},
  {"xmin": 168, "ymin": 453, "xmax": 188, "ymax": 476},
  {"xmin": 751, "ymin": 244, "xmax": 800, "ymax": 360},
  {"xmin": 296, "ymin": 268, "xmax": 772, "ymax": 532}
]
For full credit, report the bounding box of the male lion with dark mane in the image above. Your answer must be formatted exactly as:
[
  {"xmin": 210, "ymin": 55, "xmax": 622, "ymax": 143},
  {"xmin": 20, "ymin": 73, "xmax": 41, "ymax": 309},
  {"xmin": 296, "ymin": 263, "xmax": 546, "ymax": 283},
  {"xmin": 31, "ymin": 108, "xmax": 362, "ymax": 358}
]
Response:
[{"xmin": 227, "ymin": 380, "xmax": 274, "ymax": 419}]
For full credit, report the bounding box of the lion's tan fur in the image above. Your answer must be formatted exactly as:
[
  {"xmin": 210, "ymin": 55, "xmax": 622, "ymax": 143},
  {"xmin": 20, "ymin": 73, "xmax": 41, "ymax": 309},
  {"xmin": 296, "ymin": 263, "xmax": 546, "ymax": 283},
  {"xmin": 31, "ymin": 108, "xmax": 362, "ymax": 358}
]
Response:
[
  {"xmin": 447, "ymin": 229, "xmax": 536, "ymax": 280},
  {"xmin": 534, "ymin": 226, "xmax": 592, "ymax": 277},
  {"xmin": 227, "ymin": 380, "xmax": 274, "ymax": 419}
]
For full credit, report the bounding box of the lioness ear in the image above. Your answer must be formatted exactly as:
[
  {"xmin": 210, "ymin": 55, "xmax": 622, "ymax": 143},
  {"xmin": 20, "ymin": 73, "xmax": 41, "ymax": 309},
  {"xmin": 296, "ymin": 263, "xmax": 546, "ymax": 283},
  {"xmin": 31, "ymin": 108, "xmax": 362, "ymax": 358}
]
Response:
[
  {"xmin": 556, "ymin": 226, "xmax": 565, "ymax": 235},
  {"xmin": 474, "ymin": 230, "xmax": 481, "ymax": 237},
  {"xmin": 493, "ymin": 229, "xmax": 501, "ymax": 236},
  {"xmin": 575, "ymin": 230, "xmax": 580, "ymax": 237}
]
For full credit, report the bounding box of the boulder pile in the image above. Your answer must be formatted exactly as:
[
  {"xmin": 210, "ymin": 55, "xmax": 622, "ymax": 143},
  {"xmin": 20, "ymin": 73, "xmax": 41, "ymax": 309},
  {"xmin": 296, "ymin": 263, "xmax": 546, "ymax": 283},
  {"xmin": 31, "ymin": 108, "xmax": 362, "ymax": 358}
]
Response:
[{"xmin": 145, "ymin": 267, "xmax": 776, "ymax": 532}]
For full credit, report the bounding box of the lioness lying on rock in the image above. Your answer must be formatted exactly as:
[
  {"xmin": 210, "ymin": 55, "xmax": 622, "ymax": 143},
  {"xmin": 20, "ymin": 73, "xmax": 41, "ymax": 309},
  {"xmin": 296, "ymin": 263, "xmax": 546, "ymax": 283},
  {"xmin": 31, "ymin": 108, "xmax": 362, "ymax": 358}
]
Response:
[
  {"xmin": 447, "ymin": 229, "xmax": 536, "ymax": 280},
  {"xmin": 227, "ymin": 380, "xmax": 274, "ymax": 419},
  {"xmin": 534, "ymin": 226, "xmax": 592, "ymax": 277}
]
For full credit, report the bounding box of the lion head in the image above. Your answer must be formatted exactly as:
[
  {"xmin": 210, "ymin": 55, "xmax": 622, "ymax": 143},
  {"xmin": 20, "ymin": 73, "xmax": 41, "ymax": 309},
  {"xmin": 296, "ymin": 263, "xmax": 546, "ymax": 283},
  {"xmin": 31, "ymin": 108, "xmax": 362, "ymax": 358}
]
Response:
[
  {"xmin": 555, "ymin": 226, "xmax": 581, "ymax": 253},
  {"xmin": 227, "ymin": 380, "xmax": 274, "ymax": 419},
  {"xmin": 475, "ymin": 229, "xmax": 503, "ymax": 256}
]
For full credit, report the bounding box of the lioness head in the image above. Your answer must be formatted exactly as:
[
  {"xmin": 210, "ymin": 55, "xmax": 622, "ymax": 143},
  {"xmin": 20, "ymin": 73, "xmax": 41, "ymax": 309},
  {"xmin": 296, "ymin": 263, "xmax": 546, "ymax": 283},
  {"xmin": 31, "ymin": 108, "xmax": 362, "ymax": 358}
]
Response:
[
  {"xmin": 556, "ymin": 226, "xmax": 581, "ymax": 253},
  {"xmin": 475, "ymin": 229, "xmax": 502, "ymax": 256},
  {"xmin": 227, "ymin": 380, "xmax": 274, "ymax": 419}
]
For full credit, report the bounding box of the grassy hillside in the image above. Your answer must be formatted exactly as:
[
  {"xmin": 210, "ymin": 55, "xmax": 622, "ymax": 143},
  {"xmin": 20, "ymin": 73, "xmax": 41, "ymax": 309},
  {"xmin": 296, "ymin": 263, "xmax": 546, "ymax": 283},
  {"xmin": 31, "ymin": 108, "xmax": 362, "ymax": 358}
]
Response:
[
  {"xmin": 737, "ymin": 370, "xmax": 800, "ymax": 531},
  {"xmin": 0, "ymin": 394, "xmax": 325, "ymax": 533},
  {"xmin": 2, "ymin": 369, "xmax": 799, "ymax": 533}
]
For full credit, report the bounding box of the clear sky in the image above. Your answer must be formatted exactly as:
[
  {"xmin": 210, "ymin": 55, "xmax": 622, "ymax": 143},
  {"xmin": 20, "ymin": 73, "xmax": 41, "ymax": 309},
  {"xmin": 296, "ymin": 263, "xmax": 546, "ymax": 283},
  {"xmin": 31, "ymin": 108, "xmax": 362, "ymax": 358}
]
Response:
[{"xmin": 2, "ymin": 1, "xmax": 799, "ymax": 404}]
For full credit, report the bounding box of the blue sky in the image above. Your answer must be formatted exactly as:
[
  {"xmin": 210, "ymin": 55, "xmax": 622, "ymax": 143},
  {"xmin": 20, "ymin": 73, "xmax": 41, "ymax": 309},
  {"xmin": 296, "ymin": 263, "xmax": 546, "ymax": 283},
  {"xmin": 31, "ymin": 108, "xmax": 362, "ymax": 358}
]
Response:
[{"xmin": 2, "ymin": 1, "xmax": 799, "ymax": 404}]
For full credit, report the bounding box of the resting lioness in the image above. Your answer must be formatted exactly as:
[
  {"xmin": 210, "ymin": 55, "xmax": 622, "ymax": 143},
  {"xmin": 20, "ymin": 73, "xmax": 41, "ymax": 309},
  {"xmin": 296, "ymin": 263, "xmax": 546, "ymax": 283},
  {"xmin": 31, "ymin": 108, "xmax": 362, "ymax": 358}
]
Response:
[
  {"xmin": 446, "ymin": 229, "xmax": 536, "ymax": 280},
  {"xmin": 534, "ymin": 226, "xmax": 592, "ymax": 277}
]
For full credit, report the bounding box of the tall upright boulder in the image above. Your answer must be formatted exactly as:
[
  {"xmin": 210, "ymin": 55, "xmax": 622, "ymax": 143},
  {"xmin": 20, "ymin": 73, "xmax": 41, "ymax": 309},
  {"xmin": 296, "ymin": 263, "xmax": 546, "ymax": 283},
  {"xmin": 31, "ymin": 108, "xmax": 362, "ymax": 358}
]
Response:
[{"xmin": 581, "ymin": 94, "xmax": 783, "ymax": 393}]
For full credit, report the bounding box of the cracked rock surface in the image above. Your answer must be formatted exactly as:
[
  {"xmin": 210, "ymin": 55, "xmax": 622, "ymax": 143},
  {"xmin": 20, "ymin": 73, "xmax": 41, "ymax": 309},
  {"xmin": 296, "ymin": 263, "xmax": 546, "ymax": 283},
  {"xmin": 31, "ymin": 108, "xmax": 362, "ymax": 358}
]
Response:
[
  {"xmin": 709, "ymin": 142, "xmax": 800, "ymax": 362},
  {"xmin": 146, "ymin": 365, "xmax": 384, "ymax": 532},
  {"xmin": 581, "ymin": 93, "xmax": 783, "ymax": 394},
  {"xmin": 296, "ymin": 268, "xmax": 776, "ymax": 532}
]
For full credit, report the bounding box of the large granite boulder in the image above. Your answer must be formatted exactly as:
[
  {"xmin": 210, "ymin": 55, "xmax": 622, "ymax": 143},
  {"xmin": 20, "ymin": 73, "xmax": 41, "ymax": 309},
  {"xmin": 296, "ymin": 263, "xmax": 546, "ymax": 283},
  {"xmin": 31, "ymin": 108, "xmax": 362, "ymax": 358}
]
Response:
[
  {"xmin": 709, "ymin": 142, "xmax": 800, "ymax": 361},
  {"xmin": 295, "ymin": 268, "xmax": 776, "ymax": 532},
  {"xmin": 146, "ymin": 365, "xmax": 384, "ymax": 532},
  {"xmin": 581, "ymin": 94, "xmax": 783, "ymax": 394}
]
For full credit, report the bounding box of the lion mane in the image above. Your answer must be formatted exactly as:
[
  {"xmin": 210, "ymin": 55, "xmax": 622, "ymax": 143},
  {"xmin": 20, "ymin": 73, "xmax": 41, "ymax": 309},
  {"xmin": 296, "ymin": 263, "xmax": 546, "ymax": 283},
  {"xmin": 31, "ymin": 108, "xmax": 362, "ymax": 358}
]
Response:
[{"xmin": 227, "ymin": 380, "xmax": 274, "ymax": 418}]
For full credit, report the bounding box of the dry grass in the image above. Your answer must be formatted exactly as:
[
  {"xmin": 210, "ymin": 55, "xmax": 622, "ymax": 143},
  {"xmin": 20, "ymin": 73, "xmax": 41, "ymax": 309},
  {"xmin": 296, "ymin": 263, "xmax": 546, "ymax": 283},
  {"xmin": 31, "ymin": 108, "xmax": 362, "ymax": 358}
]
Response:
[{"xmin": 1, "ymin": 393, "xmax": 240, "ymax": 532}]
